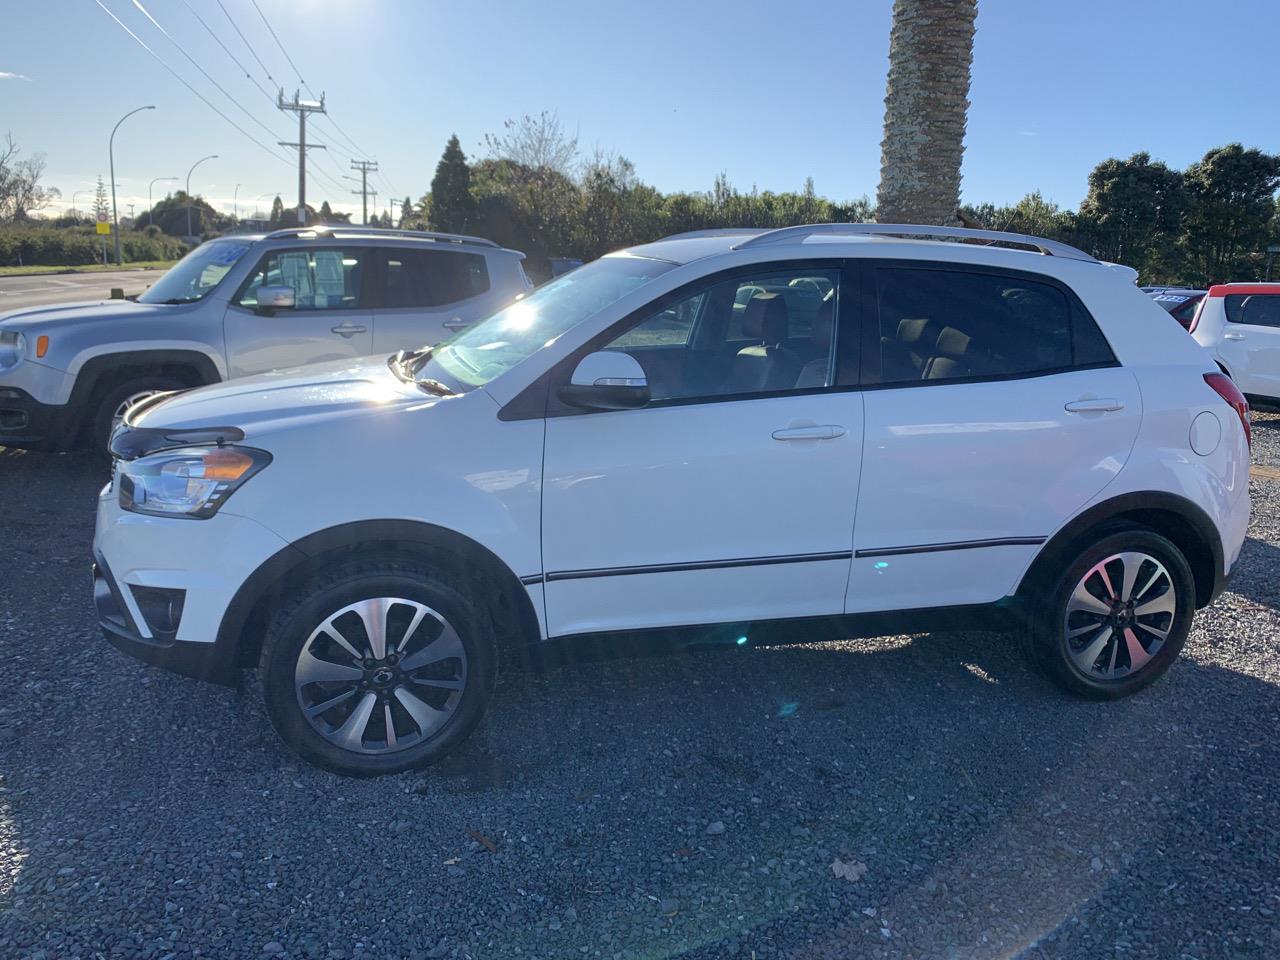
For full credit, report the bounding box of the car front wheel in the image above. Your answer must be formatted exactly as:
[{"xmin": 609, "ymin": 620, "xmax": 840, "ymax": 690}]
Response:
[
  {"xmin": 260, "ymin": 558, "xmax": 497, "ymax": 776},
  {"xmin": 1034, "ymin": 529, "xmax": 1195, "ymax": 699}
]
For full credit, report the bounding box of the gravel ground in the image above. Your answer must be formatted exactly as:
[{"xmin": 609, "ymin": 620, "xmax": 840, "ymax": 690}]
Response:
[{"xmin": 1, "ymin": 417, "xmax": 1279, "ymax": 960}]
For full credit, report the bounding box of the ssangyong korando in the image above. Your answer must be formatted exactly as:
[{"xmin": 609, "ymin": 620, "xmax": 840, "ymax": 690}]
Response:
[{"xmin": 94, "ymin": 224, "xmax": 1252, "ymax": 776}]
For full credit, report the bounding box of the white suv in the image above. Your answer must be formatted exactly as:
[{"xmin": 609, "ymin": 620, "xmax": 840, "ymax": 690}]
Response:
[
  {"xmin": 1190, "ymin": 282, "xmax": 1280, "ymax": 403},
  {"xmin": 0, "ymin": 226, "xmax": 530, "ymax": 450},
  {"xmin": 93, "ymin": 224, "xmax": 1252, "ymax": 776}
]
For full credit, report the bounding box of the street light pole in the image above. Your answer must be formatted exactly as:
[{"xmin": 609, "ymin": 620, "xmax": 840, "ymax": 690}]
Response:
[
  {"xmin": 233, "ymin": 183, "xmax": 242, "ymax": 221},
  {"xmin": 185, "ymin": 154, "xmax": 218, "ymax": 240},
  {"xmin": 389, "ymin": 198, "xmax": 401, "ymax": 227},
  {"xmin": 109, "ymin": 105, "xmax": 155, "ymax": 265},
  {"xmin": 148, "ymin": 176, "xmax": 178, "ymax": 228},
  {"xmin": 70, "ymin": 190, "xmax": 89, "ymax": 220}
]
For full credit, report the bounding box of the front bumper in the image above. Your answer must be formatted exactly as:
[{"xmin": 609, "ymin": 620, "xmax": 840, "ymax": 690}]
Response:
[
  {"xmin": 0, "ymin": 386, "xmax": 75, "ymax": 450},
  {"xmin": 94, "ymin": 481, "xmax": 293, "ymax": 684},
  {"xmin": 94, "ymin": 551, "xmax": 238, "ymax": 685}
]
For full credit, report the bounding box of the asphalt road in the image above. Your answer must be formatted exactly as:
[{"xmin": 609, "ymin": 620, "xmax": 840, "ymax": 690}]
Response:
[
  {"xmin": 1, "ymin": 420, "xmax": 1279, "ymax": 959},
  {"xmin": 0, "ymin": 269, "xmax": 167, "ymax": 311}
]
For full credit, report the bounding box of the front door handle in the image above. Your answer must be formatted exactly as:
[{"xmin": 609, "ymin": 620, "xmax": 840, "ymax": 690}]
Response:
[
  {"xmin": 1223, "ymin": 331, "xmax": 1246, "ymax": 341},
  {"xmin": 1064, "ymin": 398, "xmax": 1124, "ymax": 413},
  {"xmin": 331, "ymin": 323, "xmax": 367, "ymax": 337},
  {"xmin": 772, "ymin": 424, "xmax": 846, "ymax": 441},
  {"xmin": 442, "ymin": 317, "xmax": 470, "ymax": 331}
]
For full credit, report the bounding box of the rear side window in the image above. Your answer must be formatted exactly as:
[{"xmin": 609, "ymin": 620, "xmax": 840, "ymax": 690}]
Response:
[
  {"xmin": 873, "ymin": 267, "xmax": 1112, "ymax": 385},
  {"xmin": 1225, "ymin": 294, "xmax": 1280, "ymax": 328},
  {"xmin": 383, "ymin": 249, "xmax": 490, "ymax": 308},
  {"xmin": 237, "ymin": 247, "xmax": 365, "ymax": 310}
]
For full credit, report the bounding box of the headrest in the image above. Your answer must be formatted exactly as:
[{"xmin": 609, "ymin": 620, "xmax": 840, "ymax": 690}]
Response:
[
  {"xmin": 742, "ymin": 292, "xmax": 789, "ymax": 344},
  {"xmin": 896, "ymin": 317, "xmax": 934, "ymax": 346},
  {"xmin": 812, "ymin": 292, "xmax": 835, "ymax": 345},
  {"xmin": 935, "ymin": 326, "xmax": 971, "ymax": 358}
]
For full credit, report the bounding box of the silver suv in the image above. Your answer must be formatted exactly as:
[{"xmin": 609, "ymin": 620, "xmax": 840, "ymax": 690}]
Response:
[{"xmin": 0, "ymin": 226, "xmax": 530, "ymax": 450}]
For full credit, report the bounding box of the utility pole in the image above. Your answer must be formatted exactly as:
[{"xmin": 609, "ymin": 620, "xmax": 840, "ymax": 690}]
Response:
[
  {"xmin": 350, "ymin": 160, "xmax": 379, "ymax": 225},
  {"xmin": 277, "ymin": 89, "xmax": 326, "ymax": 226}
]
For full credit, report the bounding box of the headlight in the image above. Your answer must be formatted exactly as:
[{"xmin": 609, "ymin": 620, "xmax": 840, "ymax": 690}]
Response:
[
  {"xmin": 0, "ymin": 331, "xmax": 24, "ymax": 371},
  {"xmin": 119, "ymin": 446, "xmax": 271, "ymax": 519}
]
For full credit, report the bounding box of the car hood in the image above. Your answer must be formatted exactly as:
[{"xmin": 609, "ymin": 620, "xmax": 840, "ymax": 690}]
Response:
[
  {"xmin": 0, "ymin": 298, "xmax": 174, "ymax": 330},
  {"xmin": 125, "ymin": 355, "xmax": 460, "ymax": 441}
]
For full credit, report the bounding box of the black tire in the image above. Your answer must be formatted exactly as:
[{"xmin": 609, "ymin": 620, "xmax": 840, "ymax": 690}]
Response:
[
  {"xmin": 89, "ymin": 375, "xmax": 188, "ymax": 451},
  {"xmin": 1031, "ymin": 528, "xmax": 1195, "ymax": 700},
  {"xmin": 259, "ymin": 556, "xmax": 497, "ymax": 777}
]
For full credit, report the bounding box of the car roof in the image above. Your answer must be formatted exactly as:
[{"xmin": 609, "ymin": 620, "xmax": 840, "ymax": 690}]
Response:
[
  {"xmin": 618, "ymin": 224, "xmax": 1103, "ymax": 269},
  {"xmin": 216, "ymin": 227, "xmax": 524, "ymax": 257}
]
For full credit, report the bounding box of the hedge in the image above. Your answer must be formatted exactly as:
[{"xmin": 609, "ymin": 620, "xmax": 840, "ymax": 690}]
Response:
[{"xmin": 0, "ymin": 226, "xmax": 186, "ymax": 267}]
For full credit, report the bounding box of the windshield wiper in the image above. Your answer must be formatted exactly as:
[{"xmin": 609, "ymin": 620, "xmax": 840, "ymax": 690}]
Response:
[
  {"xmin": 414, "ymin": 377, "xmax": 457, "ymax": 397},
  {"xmin": 157, "ymin": 296, "xmax": 201, "ymax": 304}
]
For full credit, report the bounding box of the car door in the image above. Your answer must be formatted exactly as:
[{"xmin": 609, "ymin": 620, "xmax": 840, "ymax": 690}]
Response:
[
  {"xmin": 223, "ymin": 245, "xmax": 373, "ymax": 378},
  {"xmin": 539, "ymin": 261, "xmax": 863, "ymax": 638},
  {"xmin": 847, "ymin": 261, "xmax": 1141, "ymax": 613},
  {"xmin": 1218, "ymin": 290, "xmax": 1280, "ymax": 399},
  {"xmin": 371, "ymin": 247, "xmax": 494, "ymax": 351}
]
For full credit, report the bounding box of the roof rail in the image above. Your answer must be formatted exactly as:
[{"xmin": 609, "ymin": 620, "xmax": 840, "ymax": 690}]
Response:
[
  {"xmin": 264, "ymin": 225, "xmax": 500, "ymax": 248},
  {"xmin": 659, "ymin": 228, "xmax": 770, "ymax": 241},
  {"xmin": 731, "ymin": 223, "xmax": 1099, "ymax": 263}
]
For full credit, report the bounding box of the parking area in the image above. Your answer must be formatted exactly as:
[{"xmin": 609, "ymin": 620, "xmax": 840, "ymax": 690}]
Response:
[{"xmin": 0, "ymin": 419, "xmax": 1277, "ymax": 959}]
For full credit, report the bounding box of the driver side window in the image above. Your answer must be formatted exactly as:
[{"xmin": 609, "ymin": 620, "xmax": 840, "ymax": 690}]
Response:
[
  {"xmin": 237, "ymin": 247, "xmax": 366, "ymax": 311},
  {"xmin": 599, "ymin": 267, "xmax": 840, "ymax": 403}
]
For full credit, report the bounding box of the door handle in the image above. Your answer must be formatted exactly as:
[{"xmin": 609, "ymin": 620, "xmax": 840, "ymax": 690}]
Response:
[
  {"xmin": 442, "ymin": 317, "xmax": 470, "ymax": 331},
  {"xmin": 1064, "ymin": 398, "xmax": 1124, "ymax": 413},
  {"xmin": 1223, "ymin": 332, "xmax": 1246, "ymax": 340},
  {"xmin": 331, "ymin": 323, "xmax": 367, "ymax": 337},
  {"xmin": 772, "ymin": 425, "xmax": 846, "ymax": 441}
]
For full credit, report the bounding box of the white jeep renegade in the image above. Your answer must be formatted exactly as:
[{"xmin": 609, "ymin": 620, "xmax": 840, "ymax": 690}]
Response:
[{"xmin": 93, "ymin": 224, "xmax": 1252, "ymax": 776}]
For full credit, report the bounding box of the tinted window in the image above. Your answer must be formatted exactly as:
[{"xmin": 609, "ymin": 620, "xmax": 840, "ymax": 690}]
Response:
[
  {"xmin": 237, "ymin": 248, "xmax": 365, "ymax": 311},
  {"xmin": 598, "ymin": 268, "xmax": 839, "ymax": 403},
  {"xmin": 1225, "ymin": 294, "xmax": 1280, "ymax": 328},
  {"xmin": 875, "ymin": 268, "xmax": 1107, "ymax": 384},
  {"xmin": 383, "ymin": 249, "xmax": 490, "ymax": 308}
]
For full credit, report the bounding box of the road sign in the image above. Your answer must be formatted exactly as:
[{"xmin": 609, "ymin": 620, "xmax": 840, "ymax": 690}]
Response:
[
  {"xmin": 95, "ymin": 210, "xmax": 110, "ymax": 235},
  {"xmin": 96, "ymin": 221, "xmax": 110, "ymax": 235}
]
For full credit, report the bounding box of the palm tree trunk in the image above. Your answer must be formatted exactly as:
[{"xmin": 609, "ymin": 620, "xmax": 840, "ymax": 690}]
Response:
[{"xmin": 876, "ymin": 0, "xmax": 978, "ymax": 225}]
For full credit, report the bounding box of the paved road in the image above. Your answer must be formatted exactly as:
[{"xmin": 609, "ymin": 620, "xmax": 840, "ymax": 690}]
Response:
[
  {"xmin": 1, "ymin": 421, "xmax": 1278, "ymax": 958},
  {"xmin": 0, "ymin": 268, "xmax": 168, "ymax": 312}
]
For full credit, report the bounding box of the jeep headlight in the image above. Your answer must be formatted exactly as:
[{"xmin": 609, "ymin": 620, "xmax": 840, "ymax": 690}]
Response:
[
  {"xmin": 0, "ymin": 331, "xmax": 24, "ymax": 371},
  {"xmin": 119, "ymin": 446, "xmax": 271, "ymax": 519}
]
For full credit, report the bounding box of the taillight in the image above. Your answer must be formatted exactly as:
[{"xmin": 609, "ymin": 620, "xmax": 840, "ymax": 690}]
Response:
[{"xmin": 1204, "ymin": 372, "xmax": 1251, "ymax": 448}]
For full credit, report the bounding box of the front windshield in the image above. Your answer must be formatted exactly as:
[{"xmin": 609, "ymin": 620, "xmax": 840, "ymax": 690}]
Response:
[
  {"xmin": 137, "ymin": 240, "xmax": 252, "ymax": 305},
  {"xmin": 418, "ymin": 255, "xmax": 676, "ymax": 388}
]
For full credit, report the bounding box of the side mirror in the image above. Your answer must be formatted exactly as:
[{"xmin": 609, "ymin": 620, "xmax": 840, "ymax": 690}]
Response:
[
  {"xmin": 559, "ymin": 351, "xmax": 650, "ymax": 411},
  {"xmin": 254, "ymin": 285, "xmax": 296, "ymax": 314}
]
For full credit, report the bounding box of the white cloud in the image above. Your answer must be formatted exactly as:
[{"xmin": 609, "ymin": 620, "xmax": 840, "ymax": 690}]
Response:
[{"xmin": 0, "ymin": 71, "xmax": 33, "ymax": 81}]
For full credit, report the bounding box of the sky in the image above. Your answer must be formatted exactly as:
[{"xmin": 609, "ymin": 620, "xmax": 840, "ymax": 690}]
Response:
[{"xmin": 2, "ymin": 0, "xmax": 1279, "ymax": 221}]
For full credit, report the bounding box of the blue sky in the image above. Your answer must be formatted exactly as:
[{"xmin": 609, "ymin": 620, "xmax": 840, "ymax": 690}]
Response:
[{"xmin": 3, "ymin": 0, "xmax": 1278, "ymax": 220}]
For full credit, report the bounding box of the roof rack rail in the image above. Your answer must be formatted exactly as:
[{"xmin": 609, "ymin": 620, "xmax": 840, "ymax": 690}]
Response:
[
  {"xmin": 731, "ymin": 223, "xmax": 1099, "ymax": 263},
  {"xmin": 659, "ymin": 228, "xmax": 770, "ymax": 241},
  {"xmin": 264, "ymin": 225, "xmax": 500, "ymax": 248}
]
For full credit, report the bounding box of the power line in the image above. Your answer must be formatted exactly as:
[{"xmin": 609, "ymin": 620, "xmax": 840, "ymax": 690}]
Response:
[
  {"xmin": 178, "ymin": 0, "xmax": 275, "ymax": 107},
  {"xmin": 216, "ymin": 0, "xmax": 279, "ymax": 92},
  {"xmin": 251, "ymin": 0, "xmax": 311, "ymax": 93},
  {"xmin": 94, "ymin": 0, "xmax": 293, "ymax": 170},
  {"xmin": 128, "ymin": 0, "xmax": 286, "ymax": 144}
]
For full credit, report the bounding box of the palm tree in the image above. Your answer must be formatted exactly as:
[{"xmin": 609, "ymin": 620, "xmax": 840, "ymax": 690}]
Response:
[{"xmin": 875, "ymin": 0, "xmax": 978, "ymax": 225}]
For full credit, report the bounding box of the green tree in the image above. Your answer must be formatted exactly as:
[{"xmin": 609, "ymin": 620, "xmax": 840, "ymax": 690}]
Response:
[
  {"xmin": 269, "ymin": 195, "xmax": 285, "ymax": 226},
  {"xmin": 428, "ymin": 134, "xmax": 476, "ymax": 234},
  {"xmin": 876, "ymin": 0, "xmax": 978, "ymax": 224},
  {"xmin": 93, "ymin": 176, "xmax": 110, "ymax": 222},
  {"xmin": 318, "ymin": 200, "xmax": 334, "ymax": 222},
  {"xmin": 1182, "ymin": 143, "xmax": 1280, "ymax": 283},
  {"xmin": 1075, "ymin": 153, "xmax": 1186, "ymax": 279}
]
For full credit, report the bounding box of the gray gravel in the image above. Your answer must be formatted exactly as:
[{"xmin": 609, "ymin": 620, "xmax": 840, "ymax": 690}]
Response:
[{"xmin": 2, "ymin": 416, "xmax": 1280, "ymax": 959}]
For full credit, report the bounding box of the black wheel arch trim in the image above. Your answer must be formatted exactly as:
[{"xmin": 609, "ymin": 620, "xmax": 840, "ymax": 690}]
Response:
[
  {"xmin": 69, "ymin": 349, "xmax": 222, "ymax": 410},
  {"xmin": 1016, "ymin": 490, "xmax": 1226, "ymax": 609},
  {"xmin": 214, "ymin": 519, "xmax": 542, "ymax": 668}
]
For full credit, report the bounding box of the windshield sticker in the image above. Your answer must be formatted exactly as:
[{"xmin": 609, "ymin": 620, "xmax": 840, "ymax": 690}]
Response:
[{"xmin": 209, "ymin": 242, "xmax": 250, "ymax": 265}]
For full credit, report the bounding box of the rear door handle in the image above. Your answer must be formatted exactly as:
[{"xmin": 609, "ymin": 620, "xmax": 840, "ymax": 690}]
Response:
[
  {"xmin": 1064, "ymin": 398, "xmax": 1124, "ymax": 413},
  {"xmin": 1223, "ymin": 331, "xmax": 1246, "ymax": 340},
  {"xmin": 442, "ymin": 317, "xmax": 470, "ymax": 331},
  {"xmin": 331, "ymin": 323, "xmax": 367, "ymax": 337},
  {"xmin": 772, "ymin": 425, "xmax": 846, "ymax": 441}
]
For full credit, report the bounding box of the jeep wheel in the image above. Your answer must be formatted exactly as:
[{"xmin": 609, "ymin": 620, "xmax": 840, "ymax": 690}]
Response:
[
  {"xmin": 259, "ymin": 557, "xmax": 497, "ymax": 777},
  {"xmin": 92, "ymin": 375, "xmax": 188, "ymax": 450},
  {"xmin": 1033, "ymin": 529, "xmax": 1195, "ymax": 699}
]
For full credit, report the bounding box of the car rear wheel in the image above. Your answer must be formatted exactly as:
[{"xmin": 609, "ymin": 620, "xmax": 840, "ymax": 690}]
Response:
[
  {"xmin": 1033, "ymin": 529, "xmax": 1195, "ymax": 699},
  {"xmin": 259, "ymin": 557, "xmax": 497, "ymax": 777}
]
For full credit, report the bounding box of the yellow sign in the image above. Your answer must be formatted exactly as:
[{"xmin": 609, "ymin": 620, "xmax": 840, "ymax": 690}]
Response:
[{"xmin": 96, "ymin": 221, "xmax": 111, "ymax": 235}]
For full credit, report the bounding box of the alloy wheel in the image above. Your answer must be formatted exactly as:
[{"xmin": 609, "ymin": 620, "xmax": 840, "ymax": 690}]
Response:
[
  {"xmin": 1063, "ymin": 551, "xmax": 1177, "ymax": 681},
  {"xmin": 294, "ymin": 596, "xmax": 468, "ymax": 754},
  {"xmin": 111, "ymin": 390, "xmax": 169, "ymax": 432}
]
